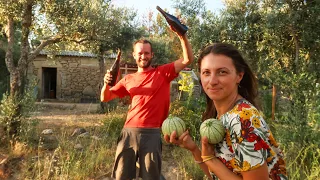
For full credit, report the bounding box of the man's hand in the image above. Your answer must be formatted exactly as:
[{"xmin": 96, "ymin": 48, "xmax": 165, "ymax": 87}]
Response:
[{"xmin": 104, "ymin": 70, "xmax": 113, "ymax": 85}]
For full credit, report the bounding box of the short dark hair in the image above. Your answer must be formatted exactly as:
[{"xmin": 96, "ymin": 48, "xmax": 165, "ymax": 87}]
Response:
[
  {"xmin": 198, "ymin": 43, "xmax": 259, "ymax": 120},
  {"xmin": 133, "ymin": 39, "xmax": 153, "ymax": 52}
]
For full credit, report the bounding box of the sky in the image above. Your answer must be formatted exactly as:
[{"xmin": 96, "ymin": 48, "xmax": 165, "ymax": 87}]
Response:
[{"xmin": 111, "ymin": 0, "xmax": 224, "ymax": 19}]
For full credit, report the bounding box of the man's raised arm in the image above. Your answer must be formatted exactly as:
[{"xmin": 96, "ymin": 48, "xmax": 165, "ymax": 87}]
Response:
[{"xmin": 174, "ymin": 34, "xmax": 194, "ymax": 73}]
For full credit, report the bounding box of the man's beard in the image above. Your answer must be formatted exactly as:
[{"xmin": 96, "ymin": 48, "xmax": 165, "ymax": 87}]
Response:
[{"xmin": 138, "ymin": 59, "xmax": 152, "ymax": 68}]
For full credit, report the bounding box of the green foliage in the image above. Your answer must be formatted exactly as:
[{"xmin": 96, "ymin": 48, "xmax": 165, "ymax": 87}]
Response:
[
  {"xmin": 178, "ymin": 72, "xmax": 194, "ymax": 95},
  {"xmin": 100, "ymin": 99, "xmax": 120, "ymax": 114},
  {"xmin": 100, "ymin": 109, "xmax": 126, "ymax": 139},
  {"xmin": 281, "ymin": 142, "xmax": 320, "ymax": 180},
  {"xmin": 34, "ymin": 0, "xmax": 141, "ymax": 54},
  {"xmin": 169, "ymin": 98, "xmax": 204, "ymax": 140},
  {"xmin": 168, "ymin": 96, "xmax": 207, "ymax": 179},
  {"xmin": 0, "ymin": 77, "xmax": 38, "ymax": 142},
  {"xmin": 0, "ymin": 93, "xmax": 20, "ymax": 138},
  {"xmin": 259, "ymin": 89, "xmax": 273, "ymax": 119},
  {"xmin": 150, "ymin": 37, "xmax": 180, "ymax": 65},
  {"xmin": 0, "ymin": 74, "xmax": 9, "ymax": 100}
]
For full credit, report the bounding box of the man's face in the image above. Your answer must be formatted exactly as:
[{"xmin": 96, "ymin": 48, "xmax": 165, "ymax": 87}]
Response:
[{"xmin": 133, "ymin": 43, "xmax": 153, "ymax": 69}]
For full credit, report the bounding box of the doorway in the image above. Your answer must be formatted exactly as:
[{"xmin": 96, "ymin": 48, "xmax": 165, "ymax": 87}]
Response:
[{"xmin": 42, "ymin": 67, "xmax": 57, "ymax": 99}]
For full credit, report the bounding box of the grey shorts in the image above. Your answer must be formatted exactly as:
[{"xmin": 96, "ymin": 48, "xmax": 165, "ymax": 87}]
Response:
[{"xmin": 112, "ymin": 128, "xmax": 162, "ymax": 180}]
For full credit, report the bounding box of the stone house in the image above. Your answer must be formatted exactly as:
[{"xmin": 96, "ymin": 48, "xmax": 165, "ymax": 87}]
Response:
[
  {"xmin": 28, "ymin": 51, "xmax": 200, "ymax": 103},
  {"xmin": 28, "ymin": 51, "xmax": 130, "ymax": 103}
]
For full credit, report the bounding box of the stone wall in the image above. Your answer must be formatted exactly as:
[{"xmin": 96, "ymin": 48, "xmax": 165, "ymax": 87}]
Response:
[
  {"xmin": 29, "ymin": 55, "xmax": 102, "ymax": 103},
  {"xmin": 59, "ymin": 58, "xmax": 100, "ymax": 102}
]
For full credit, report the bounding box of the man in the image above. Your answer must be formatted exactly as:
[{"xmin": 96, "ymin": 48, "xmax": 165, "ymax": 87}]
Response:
[{"xmin": 101, "ymin": 33, "xmax": 193, "ymax": 179}]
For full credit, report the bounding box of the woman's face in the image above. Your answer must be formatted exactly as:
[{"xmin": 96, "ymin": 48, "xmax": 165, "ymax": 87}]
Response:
[{"xmin": 200, "ymin": 53, "xmax": 243, "ymax": 102}]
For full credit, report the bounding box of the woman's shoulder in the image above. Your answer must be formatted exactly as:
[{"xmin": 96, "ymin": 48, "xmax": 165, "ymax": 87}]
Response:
[
  {"xmin": 232, "ymin": 99, "xmax": 260, "ymax": 115},
  {"xmin": 221, "ymin": 99, "xmax": 263, "ymax": 124}
]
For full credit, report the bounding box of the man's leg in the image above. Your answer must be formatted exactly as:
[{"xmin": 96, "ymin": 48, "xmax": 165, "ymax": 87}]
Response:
[
  {"xmin": 138, "ymin": 129, "xmax": 162, "ymax": 180},
  {"xmin": 112, "ymin": 129, "xmax": 138, "ymax": 180}
]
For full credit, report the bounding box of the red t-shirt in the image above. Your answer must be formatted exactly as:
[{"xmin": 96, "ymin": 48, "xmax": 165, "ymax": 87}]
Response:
[{"xmin": 110, "ymin": 63, "xmax": 178, "ymax": 128}]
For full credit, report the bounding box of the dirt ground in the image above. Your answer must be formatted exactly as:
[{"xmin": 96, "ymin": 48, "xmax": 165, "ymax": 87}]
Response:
[{"xmin": 32, "ymin": 102, "xmax": 187, "ymax": 180}]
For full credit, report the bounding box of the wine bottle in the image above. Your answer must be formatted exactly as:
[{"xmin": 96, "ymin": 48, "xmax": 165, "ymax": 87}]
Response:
[
  {"xmin": 156, "ymin": 6, "xmax": 188, "ymax": 36},
  {"xmin": 108, "ymin": 49, "xmax": 121, "ymax": 86}
]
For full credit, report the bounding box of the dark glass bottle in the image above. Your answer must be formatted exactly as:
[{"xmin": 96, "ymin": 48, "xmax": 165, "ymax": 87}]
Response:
[
  {"xmin": 156, "ymin": 6, "xmax": 188, "ymax": 36},
  {"xmin": 108, "ymin": 49, "xmax": 121, "ymax": 86}
]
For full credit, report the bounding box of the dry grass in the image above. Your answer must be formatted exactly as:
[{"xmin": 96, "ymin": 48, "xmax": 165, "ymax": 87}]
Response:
[{"xmin": 0, "ymin": 102, "xmax": 188, "ymax": 180}]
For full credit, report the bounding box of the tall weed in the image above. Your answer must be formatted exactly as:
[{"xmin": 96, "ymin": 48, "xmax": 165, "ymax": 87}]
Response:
[
  {"xmin": 21, "ymin": 108, "xmax": 127, "ymax": 180},
  {"xmin": 0, "ymin": 77, "xmax": 38, "ymax": 145}
]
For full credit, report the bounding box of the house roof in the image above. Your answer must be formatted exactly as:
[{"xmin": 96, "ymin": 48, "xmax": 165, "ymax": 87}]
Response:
[{"xmin": 39, "ymin": 50, "xmax": 117, "ymax": 58}]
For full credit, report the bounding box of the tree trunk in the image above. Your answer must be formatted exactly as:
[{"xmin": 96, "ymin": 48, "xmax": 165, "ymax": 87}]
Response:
[
  {"xmin": 5, "ymin": 70, "xmax": 23, "ymax": 138},
  {"xmin": 9, "ymin": 70, "xmax": 22, "ymax": 96},
  {"xmin": 3, "ymin": 1, "xmax": 33, "ymax": 138}
]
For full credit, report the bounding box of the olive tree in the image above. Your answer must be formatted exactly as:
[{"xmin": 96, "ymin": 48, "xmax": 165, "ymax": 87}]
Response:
[{"xmin": 0, "ymin": 0, "xmax": 141, "ymax": 138}]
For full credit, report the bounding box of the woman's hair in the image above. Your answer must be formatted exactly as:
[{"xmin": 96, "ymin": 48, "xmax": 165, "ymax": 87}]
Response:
[{"xmin": 197, "ymin": 43, "xmax": 259, "ymax": 120}]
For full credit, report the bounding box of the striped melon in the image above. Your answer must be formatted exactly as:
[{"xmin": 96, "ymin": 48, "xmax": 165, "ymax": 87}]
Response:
[
  {"xmin": 200, "ymin": 118, "xmax": 225, "ymax": 144},
  {"xmin": 162, "ymin": 116, "xmax": 186, "ymax": 137}
]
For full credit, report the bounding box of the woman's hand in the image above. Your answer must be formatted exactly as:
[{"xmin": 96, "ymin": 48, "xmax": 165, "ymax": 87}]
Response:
[
  {"xmin": 164, "ymin": 130, "xmax": 198, "ymax": 152},
  {"xmin": 201, "ymin": 136, "xmax": 215, "ymax": 157}
]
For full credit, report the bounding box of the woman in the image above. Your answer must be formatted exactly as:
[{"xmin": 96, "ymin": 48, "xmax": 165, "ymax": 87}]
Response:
[{"xmin": 165, "ymin": 43, "xmax": 287, "ymax": 180}]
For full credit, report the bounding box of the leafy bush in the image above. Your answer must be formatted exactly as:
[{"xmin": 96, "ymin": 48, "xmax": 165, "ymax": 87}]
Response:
[
  {"xmin": 260, "ymin": 71, "xmax": 320, "ymax": 179},
  {"xmin": 100, "ymin": 107, "xmax": 127, "ymax": 140},
  {"xmin": 0, "ymin": 78, "xmax": 38, "ymax": 144},
  {"xmin": 168, "ymin": 95, "xmax": 208, "ymax": 179},
  {"xmin": 169, "ymin": 96, "xmax": 205, "ymax": 141}
]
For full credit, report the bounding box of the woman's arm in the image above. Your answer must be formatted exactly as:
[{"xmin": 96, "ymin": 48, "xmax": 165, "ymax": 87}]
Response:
[
  {"xmin": 190, "ymin": 147, "xmax": 213, "ymax": 180},
  {"xmin": 201, "ymin": 136, "xmax": 242, "ymax": 180},
  {"xmin": 164, "ymin": 131, "xmax": 213, "ymax": 180},
  {"xmin": 201, "ymin": 137, "xmax": 269, "ymax": 180},
  {"xmin": 241, "ymin": 163, "xmax": 269, "ymax": 180},
  {"xmin": 204, "ymin": 158, "xmax": 268, "ymax": 180}
]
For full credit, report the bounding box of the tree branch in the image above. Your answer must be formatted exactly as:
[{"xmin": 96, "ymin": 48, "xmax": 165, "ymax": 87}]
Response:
[
  {"xmin": 69, "ymin": 36, "xmax": 107, "ymax": 44},
  {"xmin": 28, "ymin": 36, "xmax": 62, "ymax": 62},
  {"xmin": 70, "ymin": 38, "xmax": 92, "ymax": 44}
]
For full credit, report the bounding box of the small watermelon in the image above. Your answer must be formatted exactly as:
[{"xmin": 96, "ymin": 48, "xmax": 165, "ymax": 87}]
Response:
[
  {"xmin": 200, "ymin": 118, "xmax": 225, "ymax": 144},
  {"xmin": 162, "ymin": 116, "xmax": 186, "ymax": 137}
]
